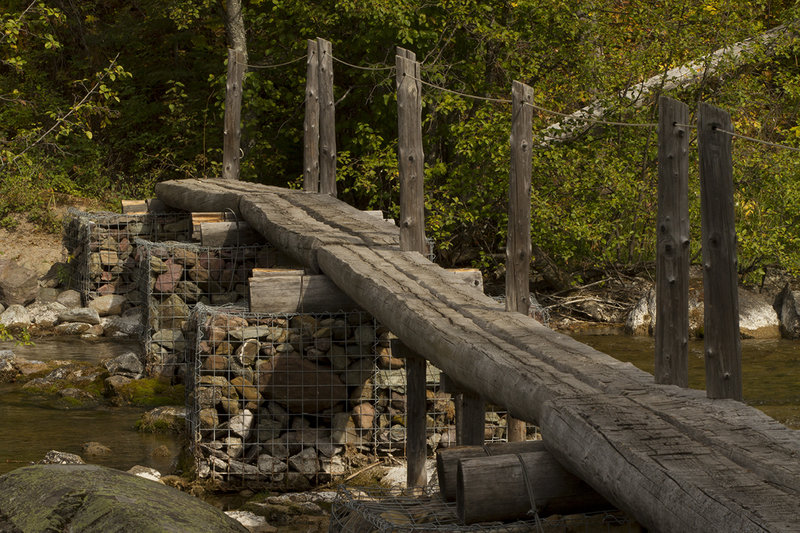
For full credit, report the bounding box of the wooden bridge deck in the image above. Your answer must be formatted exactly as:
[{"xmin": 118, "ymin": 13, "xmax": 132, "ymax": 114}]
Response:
[{"xmin": 157, "ymin": 178, "xmax": 800, "ymax": 532}]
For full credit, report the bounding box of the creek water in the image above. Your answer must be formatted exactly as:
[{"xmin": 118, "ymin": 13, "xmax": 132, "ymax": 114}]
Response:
[
  {"xmin": 572, "ymin": 330, "xmax": 800, "ymax": 429},
  {"xmin": 0, "ymin": 338, "xmax": 183, "ymax": 476},
  {"xmin": 1, "ymin": 333, "xmax": 797, "ymax": 479}
]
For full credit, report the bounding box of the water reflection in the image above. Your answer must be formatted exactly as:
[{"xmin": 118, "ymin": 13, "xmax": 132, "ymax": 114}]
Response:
[
  {"xmin": 571, "ymin": 332, "xmax": 800, "ymax": 429},
  {"xmin": 0, "ymin": 338, "xmax": 182, "ymax": 476}
]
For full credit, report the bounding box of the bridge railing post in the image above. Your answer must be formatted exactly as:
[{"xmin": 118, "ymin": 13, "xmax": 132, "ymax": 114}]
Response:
[
  {"xmin": 303, "ymin": 39, "xmax": 320, "ymax": 192},
  {"xmin": 317, "ymin": 37, "xmax": 337, "ymax": 197},
  {"xmin": 506, "ymin": 80, "xmax": 534, "ymax": 441},
  {"xmin": 655, "ymin": 96, "xmax": 690, "ymax": 387},
  {"xmin": 698, "ymin": 102, "xmax": 742, "ymax": 400}
]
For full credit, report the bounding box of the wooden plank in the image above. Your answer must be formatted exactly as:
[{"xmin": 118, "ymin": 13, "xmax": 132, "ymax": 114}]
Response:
[
  {"xmin": 304, "ymin": 39, "xmax": 320, "ymax": 192},
  {"xmin": 396, "ymin": 48, "xmax": 426, "ymax": 254},
  {"xmin": 317, "ymin": 38, "xmax": 336, "ymax": 197},
  {"xmin": 655, "ymin": 96, "xmax": 690, "ymax": 387},
  {"xmin": 698, "ymin": 102, "xmax": 742, "ymax": 400},
  {"xmin": 251, "ymin": 268, "xmax": 305, "ymax": 278},
  {"xmin": 506, "ymin": 81, "xmax": 534, "ymax": 442},
  {"xmin": 222, "ymin": 48, "xmax": 245, "ymax": 180},
  {"xmin": 121, "ymin": 199, "xmax": 148, "ymax": 214},
  {"xmin": 457, "ymin": 449, "xmax": 611, "ymax": 523},
  {"xmin": 392, "ymin": 340, "xmax": 427, "ymax": 490},
  {"xmin": 248, "ymin": 274, "xmax": 358, "ymax": 313}
]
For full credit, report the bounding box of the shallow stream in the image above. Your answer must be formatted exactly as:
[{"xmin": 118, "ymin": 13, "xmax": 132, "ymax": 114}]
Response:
[
  {"xmin": 0, "ymin": 338, "xmax": 183, "ymax": 476},
  {"xmin": 572, "ymin": 331, "xmax": 800, "ymax": 429},
  {"xmin": 1, "ymin": 333, "xmax": 797, "ymax": 478}
]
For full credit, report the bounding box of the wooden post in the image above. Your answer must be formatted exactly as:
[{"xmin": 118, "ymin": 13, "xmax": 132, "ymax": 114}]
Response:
[
  {"xmin": 303, "ymin": 40, "xmax": 320, "ymax": 192},
  {"xmin": 396, "ymin": 47, "xmax": 426, "ymax": 254},
  {"xmin": 317, "ymin": 38, "xmax": 336, "ymax": 197},
  {"xmin": 222, "ymin": 48, "xmax": 245, "ymax": 180},
  {"xmin": 506, "ymin": 80, "xmax": 534, "ymax": 441},
  {"xmin": 392, "ymin": 339, "xmax": 427, "ymax": 490},
  {"xmin": 698, "ymin": 102, "xmax": 742, "ymax": 401},
  {"xmin": 655, "ymin": 96, "xmax": 690, "ymax": 387},
  {"xmin": 440, "ymin": 373, "xmax": 485, "ymax": 447}
]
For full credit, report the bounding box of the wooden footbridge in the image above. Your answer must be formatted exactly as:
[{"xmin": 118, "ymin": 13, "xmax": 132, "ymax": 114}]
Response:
[{"xmin": 157, "ymin": 177, "xmax": 800, "ymax": 532}]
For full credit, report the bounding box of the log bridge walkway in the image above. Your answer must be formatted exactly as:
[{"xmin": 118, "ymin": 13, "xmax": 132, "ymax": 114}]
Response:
[{"xmin": 157, "ymin": 178, "xmax": 800, "ymax": 532}]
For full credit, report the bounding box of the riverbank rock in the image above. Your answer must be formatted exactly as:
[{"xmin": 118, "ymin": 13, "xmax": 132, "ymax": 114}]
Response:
[
  {"xmin": 89, "ymin": 294, "xmax": 127, "ymax": 316},
  {"xmin": 0, "ymin": 258, "xmax": 38, "ymax": 306},
  {"xmin": 0, "ymin": 464, "xmax": 248, "ymax": 532},
  {"xmin": 625, "ymin": 285, "xmax": 779, "ymax": 339},
  {"xmin": 27, "ymin": 301, "xmax": 68, "ymax": 329},
  {"xmin": 104, "ymin": 351, "xmax": 144, "ymax": 379},
  {"xmin": 774, "ymin": 284, "xmax": 800, "ymax": 339},
  {"xmin": 58, "ymin": 307, "xmax": 100, "ymax": 325},
  {"xmin": 0, "ymin": 304, "xmax": 32, "ymax": 331},
  {"xmin": 40, "ymin": 450, "xmax": 84, "ymax": 465},
  {"xmin": 0, "ymin": 350, "xmax": 17, "ymax": 382}
]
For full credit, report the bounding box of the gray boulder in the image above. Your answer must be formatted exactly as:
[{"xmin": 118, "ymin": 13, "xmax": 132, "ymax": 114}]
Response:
[
  {"xmin": 27, "ymin": 301, "xmax": 67, "ymax": 328},
  {"xmin": 774, "ymin": 284, "xmax": 800, "ymax": 339},
  {"xmin": 0, "ymin": 464, "xmax": 248, "ymax": 532},
  {"xmin": 58, "ymin": 307, "xmax": 100, "ymax": 325},
  {"xmin": 89, "ymin": 294, "xmax": 127, "ymax": 317},
  {"xmin": 626, "ymin": 285, "xmax": 779, "ymax": 339},
  {"xmin": 55, "ymin": 289, "xmax": 82, "ymax": 308},
  {"xmin": 104, "ymin": 351, "xmax": 143, "ymax": 378},
  {"xmin": 0, "ymin": 350, "xmax": 17, "ymax": 382},
  {"xmin": 101, "ymin": 308, "xmax": 142, "ymax": 337},
  {"xmin": 0, "ymin": 258, "xmax": 38, "ymax": 306},
  {"xmin": 0, "ymin": 304, "xmax": 32, "ymax": 331}
]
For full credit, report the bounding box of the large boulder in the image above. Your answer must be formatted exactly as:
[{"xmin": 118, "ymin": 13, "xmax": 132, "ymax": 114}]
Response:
[
  {"xmin": 89, "ymin": 294, "xmax": 127, "ymax": 317},
  {"xmin": 626, "ymin": 285, "xmax": 779, "ymax": 339},
  {"xmin": 774, "ymin": 284, "xmax": 800, "ymax": 339},
  {"xmin": 0, "ymin": 464, "xmax": 248, "ymax": 532},
  {"xmin": 0, "ymin": 304, "xmax": 32, "ymax": 331},
  {"xmin": 0, "ymin": 258, "xmax": 38, "ymax": 306}
]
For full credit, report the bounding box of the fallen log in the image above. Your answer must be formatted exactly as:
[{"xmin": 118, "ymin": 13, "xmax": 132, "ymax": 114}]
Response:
[
  {"xmin": 456, "ymin": 449, "xmax": 611, "ymax": 524},
  {"xmin": 436, "ymin": 440, "xmax": 546, "ymax": 501}
]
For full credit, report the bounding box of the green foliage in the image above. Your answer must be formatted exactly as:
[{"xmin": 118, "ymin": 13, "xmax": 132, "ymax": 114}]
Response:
[{"xmin": 3, "ymin": 0, "xmax": 800, "ymax": 284}]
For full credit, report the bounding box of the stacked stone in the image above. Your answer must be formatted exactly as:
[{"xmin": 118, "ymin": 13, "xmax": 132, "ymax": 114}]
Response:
[
  {"xmin": 140, "ymin": 242, "xmax": 272, "ymax": 383},
  {"xmin": 188, "ymin": 307, "xmax": 479, "ymax": 488},
  {"xmin": 64, "ymin": 209, "xmax": 193, "ymax": 305}
]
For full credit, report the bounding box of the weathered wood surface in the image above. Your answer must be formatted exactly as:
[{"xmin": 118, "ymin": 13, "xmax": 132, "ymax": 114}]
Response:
[
  {"xmin": 396, "ymin": 48, "xmax": 426, "ymax": 254},
  {"xmin": 699, "ymin": 102, "xmax": 742, "ymax": 400},
  {"xmin": 156, "ymin": 178, "xmax": 800, "ymax": 532},
  {"xmin": 506, "ymin": 80, "xmax": 534, "ymax": 443},
  {"xmin": 457, "ymin": 449, "xmax": 611, "ymax": 523},
  {"xmin": 436, "ymin": 441, "xmax": 547, "ymax": 502},
  {"xmin": 392, "ymin": 339, "xmax": 428, "ymax": 490},
  {"xmin": 655, "ymin": 96, "xmax": 690, "ymax": 387},
  {"xmin": 317, "ymin": 38, "xmax": 336, "ymax": 197},
  {"xmin": 303, "ymin": 39, "xmax": 320, "ymax": 192},
  {"xmin": 222, "ymin": 48, "xmax": 245, "ymax": 181},
  {"xmin": 200, "ymin": 221, "xmax": 263, "ymax": 247},
  {"xmin": 249, "ymin": 273, "xmax": 358, "ymax": 313}
]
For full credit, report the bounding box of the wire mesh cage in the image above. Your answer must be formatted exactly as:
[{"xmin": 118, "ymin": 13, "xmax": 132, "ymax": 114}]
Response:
[
  {"xmin": 137, "ymin": 239, "xmax": 274, "ymax": 383},
  {"xmin": 63, "ymin": 208, "xmax": 194, "ymax": 305},
  {"xmin": 186, "ymin": 305, "xmax": 535, "ymax": 489},
  {"xmin": 329, "ymin": 485, "xmax": 639, "ymax": 533}
]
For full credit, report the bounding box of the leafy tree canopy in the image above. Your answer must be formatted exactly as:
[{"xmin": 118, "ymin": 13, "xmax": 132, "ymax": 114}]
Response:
[{"xmin": 2, "ymin": 0, "xmax": 799, "ymax": 287}]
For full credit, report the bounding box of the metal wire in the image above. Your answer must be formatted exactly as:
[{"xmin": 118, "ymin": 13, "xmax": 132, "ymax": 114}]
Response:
[{"xmin": 245, "ymin": 54, "xmax": 308, "ymax": 70}]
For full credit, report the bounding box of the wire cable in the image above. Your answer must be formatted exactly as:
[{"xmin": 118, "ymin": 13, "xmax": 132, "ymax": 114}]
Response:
[
  {"xmin": 246, "ymin": 55, "xmax": 307, "ymax": 70},
  {"xmin": 331, "ymin": 55, "xmax": 395, "ymax": 71}
]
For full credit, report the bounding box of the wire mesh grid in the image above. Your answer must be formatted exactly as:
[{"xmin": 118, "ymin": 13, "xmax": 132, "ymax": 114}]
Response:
[
  {"xmin": 329, "ymin": 485, "xmax": 638, "ymax": 532},
  {"xmin": 136, "ymin": 239, "xmax": 274, "ymax": 382},
  {"xmin": 185, "ymin": 304, "xmax": 536, "ymax": 489},
  {"xmin": 63, "ymin": 208, "xmax": 194, "ymax": 305}
]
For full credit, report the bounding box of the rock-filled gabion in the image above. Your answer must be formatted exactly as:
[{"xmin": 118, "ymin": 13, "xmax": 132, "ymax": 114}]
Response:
[
  {"xmin": 63, "ymin": 208, "xmax": 193, "ymax": 305},
  {"xmin": 187, "ymin": 305, "xmax": 515, "ymax": 488},
  {"xmin": 137, "ymin": 240, "xmax": 273, "ymax": 382}
]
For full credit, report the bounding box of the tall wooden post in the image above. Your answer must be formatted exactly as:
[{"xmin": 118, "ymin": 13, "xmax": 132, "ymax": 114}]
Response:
[
  {"xmin": 505, "ymin": 81, "xmax": 534, "ymax": 442},
  {"xmin": 392, "ymin": 340, "xmax": 427, "ymax": 490},
  {"xmin": 317, "ymin": 38, "xmax": 336, "ymax": 197},
  {"xmin": 396, "ymin": 47, "xmax": 426, "ymax": 253},
  {"xmin": 655, "ymin": 96, "xmax": 690, "ymax": 387},
  {"xmin": 222, "ymin": 48, "xmax": 245, "ymax": 180},
  {"xmin": 395, "ymin": 47, "xmax": 428, "ymax": 490},
  {"xmin": 303, "ymin": 40, "xmax": 320, "ymax": 192},
  {"xmin": 698, "ymin": 102, "xmax": 742, "ymax": 401}
]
